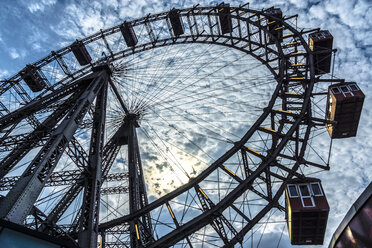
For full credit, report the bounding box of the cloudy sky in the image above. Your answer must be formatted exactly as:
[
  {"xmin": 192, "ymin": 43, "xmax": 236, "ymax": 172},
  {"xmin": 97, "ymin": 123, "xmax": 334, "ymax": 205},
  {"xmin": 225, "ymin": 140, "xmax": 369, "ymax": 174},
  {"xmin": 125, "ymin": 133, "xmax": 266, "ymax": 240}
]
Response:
[{"xmin": 0, "ymin": 0, "xmax": 371, "ymax": 247}]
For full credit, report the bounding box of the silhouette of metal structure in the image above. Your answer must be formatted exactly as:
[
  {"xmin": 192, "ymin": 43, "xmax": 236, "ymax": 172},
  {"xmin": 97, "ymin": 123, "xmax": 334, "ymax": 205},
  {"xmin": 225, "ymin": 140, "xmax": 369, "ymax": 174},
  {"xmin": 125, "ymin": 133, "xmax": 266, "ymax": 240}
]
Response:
[{"xmin": 0, "ymin": 3, "xmax": 360, "ymax": 247}]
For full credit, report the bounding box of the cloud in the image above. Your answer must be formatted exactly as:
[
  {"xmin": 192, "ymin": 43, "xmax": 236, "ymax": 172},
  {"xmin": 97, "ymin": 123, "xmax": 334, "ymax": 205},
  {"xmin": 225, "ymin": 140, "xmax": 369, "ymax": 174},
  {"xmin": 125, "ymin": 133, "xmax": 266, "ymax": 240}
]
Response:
[
  {"xmin": 9, "ymin": 48, "xmax": 20, "ymax": 59},
  {"xmin": 0, "ymin": 69, "xmax": 8, "ymax": 78},
  {"xmin": 51, "ymin": 2, "xmax": 118, "ymax": 40},
  {"xmin": 309, "ymin": 5, "xmax": 328, "ymax": 20},
  {"xmin": 27, "ymin": 0, "xmax": 57, "ymax": 13},
  {"xmin": 31, "ymin": 42, "xmax": 42, "ymax": 51}
]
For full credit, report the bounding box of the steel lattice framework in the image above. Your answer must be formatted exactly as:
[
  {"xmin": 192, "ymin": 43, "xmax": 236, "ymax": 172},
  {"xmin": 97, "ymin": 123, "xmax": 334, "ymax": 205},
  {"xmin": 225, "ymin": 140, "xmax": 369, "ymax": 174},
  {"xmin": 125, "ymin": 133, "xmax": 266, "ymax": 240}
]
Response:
[{"xmin": 0, "ymin": 3, "xmax": 346, "ymax": 248}]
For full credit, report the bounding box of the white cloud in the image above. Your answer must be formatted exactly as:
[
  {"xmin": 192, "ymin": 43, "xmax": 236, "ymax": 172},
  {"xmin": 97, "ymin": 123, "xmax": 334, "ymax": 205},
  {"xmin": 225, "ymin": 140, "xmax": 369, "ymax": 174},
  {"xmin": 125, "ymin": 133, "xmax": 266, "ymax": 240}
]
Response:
[
  {"xmin": 105, "ymin": 0, "xmax": 120, "ymax": 9},
  {"xmin": 0, "ymin": 69, "xmax": 8, "ymax": 79},
  {"xmin": 27, "ymin": 0, "xmax": 57, "ymax": 13},
  {"xmin": 32, "ymin": 42, "xmax": 42, "ymax": 51},
  {"xmin": 8, "ymin": 47, "xmax": 27, "ymax": 60},
  {"xmin": 309, "ymin": 5, "xmax": 328, "ymax": 20},
  {"xmin": 52, "ymin": 2, "xmax": 118, "ymax": 39},
  {"xmin": 9, "ymin": 48, "xmax": 20, "ymax": 59},
  {"xmin": 289, "ymin": 0, "xmax": 309, "ymax": 8}
]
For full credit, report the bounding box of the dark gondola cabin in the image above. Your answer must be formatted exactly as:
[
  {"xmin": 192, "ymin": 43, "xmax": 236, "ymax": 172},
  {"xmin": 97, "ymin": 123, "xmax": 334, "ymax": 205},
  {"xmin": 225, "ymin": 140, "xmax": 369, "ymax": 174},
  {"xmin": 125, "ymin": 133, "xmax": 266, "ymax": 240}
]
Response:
[
  {"xmin": 218, "ymin": 3, "xmax": 232, "ymax": 34},
  {"xmin": 285, "ymin": 178, "xmax": 329, "ymax": 245},
  {"xmin": 265, "ymin": 8, "xmax": 283, "ymax": 44},
  {"xmin": 120, "ymin": 22, "xmax": 138, "ymax": 47},
  {"xmin": 309, "ymin": 30, "xmax": 333, "ymax": 75},
  {"xmin": 168, "ymin": 9, "xmax": 184, "ymax": 36},
  {"xmin": 21, "ymin": 65, "xmax": 46, "ymax": 92},
  {"xmin": 71, "ymin": 40, "xmax": 92, "ymax": 66},
  {"xmin": 326, "ymin": 82, "xmax": 364, "ymax": 139}
]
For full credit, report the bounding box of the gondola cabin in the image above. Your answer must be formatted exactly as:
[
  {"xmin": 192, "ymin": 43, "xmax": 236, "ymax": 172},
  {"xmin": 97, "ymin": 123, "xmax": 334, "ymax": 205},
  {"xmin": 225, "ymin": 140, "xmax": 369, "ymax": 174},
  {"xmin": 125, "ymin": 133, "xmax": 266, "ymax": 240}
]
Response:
[
  {"xmin": 20, "ymin": 65, "xmax": 46, "ymax": 92},
  {"xmin": 265, "ymin": 8, "xmax": 283, "ymax": 44},
  {"xmin": 285, "ymin": 178, "xmax": 329, "ymax": 245},
  {"xmin": 326, "ymin": 82, "xmax": 364, "ymax": 139},
  {"xmin": 168, "ymin": 9, "xmax": 184, "ymax": 36},
  {"xmin": 309, "ymin": 30, "xmax": 333, "ymax": 75},
  {"xmin": 120, "ymin": 22, "xmax": 138, "ymax": 47},
  {"xmin": 71, "ymin": 40, "xmax": 92, "ymax": 66},
  {"xmin": 218, "ymin": 3, "xmax": 232, "ymax": 34}
]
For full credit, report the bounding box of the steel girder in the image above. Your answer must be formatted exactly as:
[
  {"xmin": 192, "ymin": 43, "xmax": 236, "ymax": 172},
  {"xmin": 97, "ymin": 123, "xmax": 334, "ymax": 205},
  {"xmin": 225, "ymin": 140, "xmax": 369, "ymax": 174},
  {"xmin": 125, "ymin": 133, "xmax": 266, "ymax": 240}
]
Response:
[
  {"xmin": 0, "ymin": 171, "xmax": 129, "ymax": 190},
  {"xmin": 117, "ymin": 114, "xmax": 154, "ymax": 247},
  {"xmin": 0, "ymin": 70, "xmax": 107, "ymax": 224},
  {"xmin": 39, "ymin": 120, "xmax": 129, "ymax": 236},
  {"xmin": 0, "ymin": 80, "xmax": 92, "ymax": 179},
  {"xmin": 0, "ymin": 88, "xmax": 85, "ymax": 179},
  {"xmin": 78, "ymin": 77, "xmax": 108, "ymax": 247},
  {"xmin": 0, "ymin": 79, "xmax": 87, "ymax": 131}
]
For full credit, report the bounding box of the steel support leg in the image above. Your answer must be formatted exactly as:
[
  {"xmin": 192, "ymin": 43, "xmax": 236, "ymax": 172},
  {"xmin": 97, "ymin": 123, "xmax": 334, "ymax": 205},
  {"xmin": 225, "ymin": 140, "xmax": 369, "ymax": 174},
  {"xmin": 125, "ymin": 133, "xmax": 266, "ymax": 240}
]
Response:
[
  {"xmin": 122, "ymin": 114, "xmax": 153, "ymax": 247},
  {"xmin": 0, "ymin": 71, "xmax": 108, "ymax": 224},
  {"xmin": 78, "ymin": 80, "xmax": 108, "ymax": 247},
  {"xmin": 128, "ymin": 117, "xmax": 142, "ymax": 247}
]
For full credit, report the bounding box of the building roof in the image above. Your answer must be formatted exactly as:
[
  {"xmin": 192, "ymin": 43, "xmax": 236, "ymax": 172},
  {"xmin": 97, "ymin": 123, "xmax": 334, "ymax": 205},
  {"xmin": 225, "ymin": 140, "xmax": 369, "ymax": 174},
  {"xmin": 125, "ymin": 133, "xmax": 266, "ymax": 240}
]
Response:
[{"xmin": 328, "ymin": 181, "xmax": 372, "ymax": 247}]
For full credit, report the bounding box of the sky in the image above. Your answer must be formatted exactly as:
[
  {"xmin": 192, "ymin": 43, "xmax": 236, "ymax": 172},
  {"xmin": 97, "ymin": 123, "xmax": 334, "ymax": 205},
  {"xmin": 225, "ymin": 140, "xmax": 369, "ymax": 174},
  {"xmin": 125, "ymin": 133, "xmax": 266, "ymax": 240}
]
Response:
[{"xmin": 0, "ymin": 0, "xmax": 371, "ymax": 247}]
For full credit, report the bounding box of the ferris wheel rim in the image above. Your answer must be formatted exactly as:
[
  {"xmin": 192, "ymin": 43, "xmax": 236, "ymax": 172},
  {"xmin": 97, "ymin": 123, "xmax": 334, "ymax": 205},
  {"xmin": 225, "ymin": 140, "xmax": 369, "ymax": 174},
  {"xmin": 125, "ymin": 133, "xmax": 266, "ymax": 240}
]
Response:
[{"xmin": 0, "ymin": 4, "xmax": 325, "ymax": 247}]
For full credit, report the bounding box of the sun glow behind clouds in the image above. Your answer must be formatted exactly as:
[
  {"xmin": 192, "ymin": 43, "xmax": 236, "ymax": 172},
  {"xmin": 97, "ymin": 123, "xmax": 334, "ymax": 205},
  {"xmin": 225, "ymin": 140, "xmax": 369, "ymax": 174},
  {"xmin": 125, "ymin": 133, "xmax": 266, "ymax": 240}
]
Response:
[
  {"xmin": 143, "ymin": 146, "xmax": 202, "ymax": 196},
  {"xmin": 109, "ymin": 43, "xmax": 277, "ymax": 198}
]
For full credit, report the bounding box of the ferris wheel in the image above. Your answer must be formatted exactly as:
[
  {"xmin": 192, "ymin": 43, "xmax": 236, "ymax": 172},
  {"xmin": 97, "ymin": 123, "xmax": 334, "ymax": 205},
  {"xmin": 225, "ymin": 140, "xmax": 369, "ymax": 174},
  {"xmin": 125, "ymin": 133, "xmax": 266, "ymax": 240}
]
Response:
[{"xmin": 0, "ymin": 3, "xmax": 364, "ymax": 248}]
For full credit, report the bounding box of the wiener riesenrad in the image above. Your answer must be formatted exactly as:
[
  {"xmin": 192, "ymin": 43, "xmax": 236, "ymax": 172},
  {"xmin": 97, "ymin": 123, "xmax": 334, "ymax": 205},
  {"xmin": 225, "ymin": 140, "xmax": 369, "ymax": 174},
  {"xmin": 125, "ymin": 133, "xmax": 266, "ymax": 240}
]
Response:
[{"xmin": 0, "ymin": 3, "xmax": 364, "ymax": 247}]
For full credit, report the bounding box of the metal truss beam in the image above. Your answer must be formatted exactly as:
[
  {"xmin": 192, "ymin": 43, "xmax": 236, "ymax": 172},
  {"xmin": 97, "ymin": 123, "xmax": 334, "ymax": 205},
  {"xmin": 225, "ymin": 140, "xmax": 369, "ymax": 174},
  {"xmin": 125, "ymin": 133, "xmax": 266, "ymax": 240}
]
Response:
[
  {"xmin": 0, "ymin": 119, "xmax": 92, "ymax": 153},
  {"xmin": 39, "ymin": 122, "xmax": 126, "ymax": 236},
  {"xmin": 66, "ymin": 137, "xmax": 89, "ymax": 170},
  {"xmin": 0, "ymin": 80, "xmax": 89, "ymax": 175},
  {"xmin": 41, "ymin": 182, "xmax": 83, "ymax": 234},
  {"xmin": 0, "ymin": 70, "xmax": 107, "ymax": 224},
  {"xmin": 194, "ymin": 185, "xmax": 241, "ymax": 245},
  {"xmin": 0, "ymin": 171, "xmax": 128, "ymax": 191},
  {"xmin": 0, "ymin": 79, "xmax": 88, "ymax": 131},
  {"xmin": 220, "ymin": 164, "xmax": 285, "ymax": 211},
  {"xmin": 165, "ymin": 202, "xmax": 193, "ymax": 248},
  {"xmin": 0, "ymin": 132, "xmax": 48, "ymax": 151},
  {"xmin": 278, "ymin": 153, "xmax": 329, "ymax": 170},
  {"xmin": 0, "ymin": 88, "xmax": 84, "ymax": 180},
  {"xmin": 52, "ymin": 51, "xmax": 72, "ymax": 76},
  {"xmin": 100, "ymin": 186, "xmax": 128, "ymax": 195}
]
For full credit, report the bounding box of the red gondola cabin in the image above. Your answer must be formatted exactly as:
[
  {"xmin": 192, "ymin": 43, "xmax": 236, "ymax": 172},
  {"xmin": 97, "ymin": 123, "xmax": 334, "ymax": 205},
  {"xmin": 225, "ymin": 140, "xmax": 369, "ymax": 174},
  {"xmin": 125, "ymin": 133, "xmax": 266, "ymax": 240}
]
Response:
[
  {"xmin": 285, "ymin": 178, "xmax": 329, "ymax": 245},
  {"xmin": 309, "ymin": 30, "xmax": 333, "ymax": 75},
  {"xmin": 326, "ymin": 82, "xmax": 364, "ymax": 139}
]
